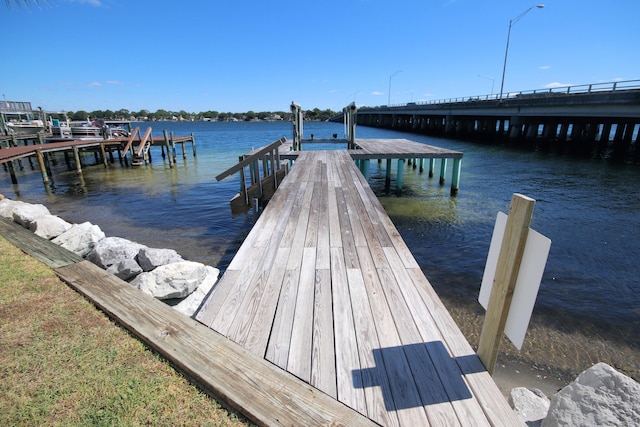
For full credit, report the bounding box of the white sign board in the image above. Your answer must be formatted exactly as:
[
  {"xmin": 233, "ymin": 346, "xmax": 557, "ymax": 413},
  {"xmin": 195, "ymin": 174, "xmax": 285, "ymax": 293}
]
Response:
[{"xmin": 479, "ymin": 212, "xmax": 551, "ymax": 350}]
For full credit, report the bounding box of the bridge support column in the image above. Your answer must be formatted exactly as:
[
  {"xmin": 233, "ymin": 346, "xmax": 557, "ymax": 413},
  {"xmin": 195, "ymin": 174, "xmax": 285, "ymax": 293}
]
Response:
[
  {"xmin": 397, "ymin": 159, "xmax": 404, "ymax": 190},
  {"xmin": 508, "ymin": 117, "xmax": 523, "ymax": 140},
  {"xmin": 429, "ymin": 158, "xmax": 435, "ymax": 177}
]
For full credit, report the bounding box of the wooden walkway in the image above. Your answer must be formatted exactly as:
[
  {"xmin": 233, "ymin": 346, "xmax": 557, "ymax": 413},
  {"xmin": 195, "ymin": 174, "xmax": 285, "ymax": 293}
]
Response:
[
  {"xmin": 196, "ymin": 150, "xmax": 520, "ymax": 426},
  {"xmin": 0, "ymin": 216, "xmax": 376, "ymax": 426}
]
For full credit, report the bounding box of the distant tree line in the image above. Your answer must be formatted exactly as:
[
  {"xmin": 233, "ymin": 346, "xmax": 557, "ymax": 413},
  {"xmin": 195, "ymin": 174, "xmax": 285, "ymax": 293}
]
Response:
[{"xmin": 52, "ymin": 107, "xmax": 338, "ymax": 122}]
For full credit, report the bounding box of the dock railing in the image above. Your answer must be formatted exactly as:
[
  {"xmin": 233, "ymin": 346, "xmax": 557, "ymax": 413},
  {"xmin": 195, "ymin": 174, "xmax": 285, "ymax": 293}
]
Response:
[{"xmin": 216, "ymin": 136, "xmax": 289, "ymax": 213}]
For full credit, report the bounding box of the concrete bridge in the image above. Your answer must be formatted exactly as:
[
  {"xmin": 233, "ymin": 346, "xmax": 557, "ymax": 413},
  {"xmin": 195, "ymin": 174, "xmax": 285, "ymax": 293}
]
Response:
[{"xmin": 335, "ymin": 80, "xmax": 640, "ymax": 162}]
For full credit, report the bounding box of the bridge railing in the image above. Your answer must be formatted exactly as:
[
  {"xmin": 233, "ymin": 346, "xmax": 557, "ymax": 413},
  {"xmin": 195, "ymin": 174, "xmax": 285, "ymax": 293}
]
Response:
[{"xmin": 379, "ymin": 79, "xmax": 640, "ymax": 108}]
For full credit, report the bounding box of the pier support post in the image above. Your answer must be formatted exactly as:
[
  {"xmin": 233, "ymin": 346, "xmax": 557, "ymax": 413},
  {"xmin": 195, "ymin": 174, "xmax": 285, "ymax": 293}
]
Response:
[
  {"xmin": 7, "ymin": 160, "xmax": 18, "ymax": 185},
  {"xmin": 385, "ymin": 159, "xmax": 392, "ymax": 188},
  {"xmin": 451, "ymin": 158, "xmax": 462, "ymax": 196},
  {"xmin": 73, "ymin": 146, "xmax": 82, "ymax": 174},
  {"xmin": 191, "ymin": 132, "xmax": 197, "ymax": 156},
  {"xmin": 429, "ymin": 159, "xmax": 435, "ymax": 178},
  {"xmin": 419, "ymin": 158, "xmax": 424, "ymax": 173},
  {"xmin": 439, "ymin": 158, "xmax": 448, "ymax": 186},
  {"xmin": 170, "ymin": 131, "xmax": 177, "ymax": 163},
  {"xmin": 396, "ymin": 159, "xmax": 404, "ymax": 190},
  {"xmin": 478, "ymin": 194, "xmax": 535, "ymax": 375},
  {"xmin": 36, "ymin": 149, "xmax": 49, "ymax": 184},
  {"xmin": 100, "ymin": 144, "xmax": 108, "ymax": 167},
  {"xmin": 361, "ymin": 159, "xmax": 370, "ymax": 180},
  {"xmin": 163, "ymin": 130, "xmax": 173, "ymax": 168}
]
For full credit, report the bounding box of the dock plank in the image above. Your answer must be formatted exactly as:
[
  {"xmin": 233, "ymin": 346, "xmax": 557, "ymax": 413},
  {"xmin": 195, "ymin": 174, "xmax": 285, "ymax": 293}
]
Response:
[
  {"xmin": 54, "ymin": 260, "xmax": 375, "ymax": 427},
  {"xmin": 196, "ymin": 145, "xmax": 520, "ymax": 426},
  {"xmin": 0, "ymin": 217, "xmax": 83, "ymax": 268}
]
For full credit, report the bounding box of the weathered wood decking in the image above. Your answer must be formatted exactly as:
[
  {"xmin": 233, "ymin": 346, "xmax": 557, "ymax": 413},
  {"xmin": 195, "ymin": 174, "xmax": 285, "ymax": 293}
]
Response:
[
  {"xmin": 196, "ymin": 149, "xmax": 521, "ymax": 426},
  {"xmin": 0, "ymin": 217, "xmax": 376, "ymax": 426}
]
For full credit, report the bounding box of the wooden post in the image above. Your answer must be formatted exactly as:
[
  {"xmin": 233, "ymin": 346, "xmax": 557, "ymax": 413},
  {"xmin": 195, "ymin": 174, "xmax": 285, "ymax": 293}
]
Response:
[
  {"xmin": 477, "ymin": 194, "xmax": 535, "ymax": 374},
  {"xmin": 191, "ymin": 132, "xmax": 197, "ymax": 157},
  {"xmin": 181, "ymin": 139, "xmax": 186, "ymax": 159},
  {"xmin": 419, "ymin": 158, "xmax": 424, "ymax": 173},
  {"xmin": 385, "ymin": 159, "xmax": 392, "ymax": 188},
  {"xmin": 439, "ymin": 158, "xmax": 447, "ymax": 185},
  {"xmin": 7, "ymin": 160, "xmax": 18, "ymax": 184},
  {"xmin": 396, "ymin": 159, "xmax": 404, "ymax": 190},
  {"xmin": 163, "ymin": 130, "xmax": 173, "ymax": 168},
  {"xmin": 361, "ymin": 159, "xmax": 370, "ymax": 180},
  {"xmin": 100, "ymin": 144, "xmax": 108, "ymax": 167},
  {"xmin": 429, "ymin": 158, "xmax": 435, "ymax": 177},
  {"xmin": 36, "ymin": 149, "xmax": 49, "ymax": 184},
  {"xmin": 451, "ymin": 158, "xmax": 462, "ymax": 196},
  {"xmin": 72, "ymin": 146, "xmax": 82, "ymax": 174},
  {"xmin": 170, "ymin": 131, "xmax": 177, "ymax": 163}
]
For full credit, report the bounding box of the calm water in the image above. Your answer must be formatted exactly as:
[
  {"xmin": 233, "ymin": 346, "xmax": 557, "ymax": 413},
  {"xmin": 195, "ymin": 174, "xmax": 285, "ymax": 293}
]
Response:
[{"xmin": 3, "ymin": 121, "xmax": 639, "ymax": 352}]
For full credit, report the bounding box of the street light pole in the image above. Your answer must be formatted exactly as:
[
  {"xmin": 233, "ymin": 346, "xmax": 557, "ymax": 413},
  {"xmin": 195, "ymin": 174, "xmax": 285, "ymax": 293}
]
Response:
[
  {"xmin": 478, "ymin": 74, "xmax": 496, "ymax": 96},
  {"xmin": 388, "ymin": 69, "xmax": 403, "ymax": 106},
  {"xmin": 499, "ymin": 5, "xmax": 544, "ymax": 101}
]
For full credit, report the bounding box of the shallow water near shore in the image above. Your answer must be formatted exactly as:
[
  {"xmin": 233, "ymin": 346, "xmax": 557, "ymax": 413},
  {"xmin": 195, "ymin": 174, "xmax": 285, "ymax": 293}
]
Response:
[{"xmin": 3, "ymin": 120, "xmax": 638, "ymax": 393}]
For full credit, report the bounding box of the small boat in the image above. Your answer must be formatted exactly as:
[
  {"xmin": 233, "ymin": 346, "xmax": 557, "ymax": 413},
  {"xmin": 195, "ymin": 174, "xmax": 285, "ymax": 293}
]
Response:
[
  {"xmin": 1, "ymin": 100, "xmax": 45, "ymax": 135},
  {"xmin": 6, "ymin": 119, "xmax": 45, "ymax": 135}
]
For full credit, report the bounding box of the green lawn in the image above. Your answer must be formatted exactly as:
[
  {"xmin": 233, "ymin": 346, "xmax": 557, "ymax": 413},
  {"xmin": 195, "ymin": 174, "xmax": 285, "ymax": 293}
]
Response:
[{"xmin": 0, "ymin": 236, "xmax": 251, "ymax": 426}]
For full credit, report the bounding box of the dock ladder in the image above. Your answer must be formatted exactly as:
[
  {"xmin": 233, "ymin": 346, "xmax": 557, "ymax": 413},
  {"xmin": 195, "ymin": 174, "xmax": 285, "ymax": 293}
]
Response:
[{"xmin": 122, "ymin": 127, "xmax": 153, "ymax": 165}]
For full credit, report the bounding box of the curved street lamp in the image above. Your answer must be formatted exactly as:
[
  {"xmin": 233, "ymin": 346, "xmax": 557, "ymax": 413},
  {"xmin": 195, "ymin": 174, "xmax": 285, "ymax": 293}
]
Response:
[
  {"xmin": 499, "ymin": 5, "xmax": 544, "ymax": 101},
  {"xmin": 388, "ymin": 69, "xmax": 403, "ymax": 106}
]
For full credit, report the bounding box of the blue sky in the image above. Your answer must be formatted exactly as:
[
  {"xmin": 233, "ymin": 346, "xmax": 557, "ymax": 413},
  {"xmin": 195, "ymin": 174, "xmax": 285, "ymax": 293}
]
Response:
[{"xmin": 3, "ymin": 0, "xmax": 638, "ymax": 113}]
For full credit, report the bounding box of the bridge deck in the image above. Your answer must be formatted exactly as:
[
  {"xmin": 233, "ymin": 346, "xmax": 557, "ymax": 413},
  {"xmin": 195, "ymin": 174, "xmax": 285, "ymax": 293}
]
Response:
[{"xmin": 195, "ymin": 150, "xmax": 519, "ymax": 426}]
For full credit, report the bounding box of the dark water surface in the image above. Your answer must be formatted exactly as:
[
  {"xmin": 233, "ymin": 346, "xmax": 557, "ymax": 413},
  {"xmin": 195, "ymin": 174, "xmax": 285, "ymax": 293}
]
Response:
[{"xmin": 3, "ymin": 120, "xmax": 638, "ymax": 383}]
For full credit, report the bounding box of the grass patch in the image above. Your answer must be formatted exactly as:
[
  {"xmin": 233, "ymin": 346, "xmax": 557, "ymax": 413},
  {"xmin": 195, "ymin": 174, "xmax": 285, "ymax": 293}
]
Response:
[{"xmin": 0, "ymin": 236, "xmax": 251, "ymax": 426}]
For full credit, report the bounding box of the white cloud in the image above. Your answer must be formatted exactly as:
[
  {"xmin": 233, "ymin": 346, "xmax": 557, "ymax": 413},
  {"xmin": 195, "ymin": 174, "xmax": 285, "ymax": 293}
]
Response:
[
  {"xmin": 538, "ymin": 65, "xmax": 551, "ymax": 70},
  {"xmin": 544, "ymin": 82, "xmax": 573, "ymax": 88},
  {"xmin": 371, "ymin": 91, "xmax": 384, "ymax": 96},
  {"xmin": 88, "ymin": 82, "xmax": 103, "ymax": 87},
  {"xmin": 107, "ymin": 80, "xmax": 124, "ymax": 85}
]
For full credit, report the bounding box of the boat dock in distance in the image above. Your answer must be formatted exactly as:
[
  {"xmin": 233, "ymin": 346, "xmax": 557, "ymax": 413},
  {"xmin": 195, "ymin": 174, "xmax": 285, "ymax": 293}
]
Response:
[
  {"xmin": 196, "ymin": 112, "xmax": 520, "ymax": 424},
  {"xmin": 0, "ymin": 128, "xmax": 196, "ymax": 186}
]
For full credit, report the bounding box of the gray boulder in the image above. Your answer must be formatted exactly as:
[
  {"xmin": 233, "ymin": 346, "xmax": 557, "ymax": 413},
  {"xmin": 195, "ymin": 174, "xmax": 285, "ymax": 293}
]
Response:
[
  {"xmin": 137, "ymin": 247, "xmax": 183, "ymax": 272},
  {"xmin": 30, "ymin": 215, "xmax": 72, "ymax": 240},
  {"xmin": 52, "ymin": 222, "xmax": 105, "ymax": 257},
  {"xmin": 86, "ymin": 236, "xmax": 147, "ymax": 269},
  {"xmin": 12, "ymin": 203, "xmax": 50, "ymax": 228},
  {"xmin": 511, "ymin": 387, "xmax": 549, "ymax": 427},
  {"xmin": 130, "ymin": 261, "xmax": 209, "ymax": 300},
  {"xmin": 173, "ymin": 266, "xmax": 220, "ymax": 316},
  {"xmin": 542, "ymin": 362, "xmax": 640, "ymax": 427},
  {"xmin": 107, "ymin": 258, "xmax": 143, "ymax": 281},
  {"xmin": 0, "ymin": 199, "xmax": 27, "ymax": 220}
]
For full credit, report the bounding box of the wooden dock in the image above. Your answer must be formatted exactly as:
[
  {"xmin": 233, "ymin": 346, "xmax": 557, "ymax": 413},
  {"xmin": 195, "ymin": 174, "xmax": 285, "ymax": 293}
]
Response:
[
  {"xmin": 0, "ymin": 217, "xmax": 374, "ymax": 426},
  {"xmin": 0, "ymin": 129, "xmax": 195, "ymax": 185},
  {"xmin": 196, "ymin": 148, "xmax": 521, "ymax": 425}
]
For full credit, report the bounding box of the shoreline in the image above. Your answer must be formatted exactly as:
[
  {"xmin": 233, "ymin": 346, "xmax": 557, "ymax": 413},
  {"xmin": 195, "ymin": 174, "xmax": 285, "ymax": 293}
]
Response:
[
  {"xmin": 3, "ymin": 194, "xmax": 637, "ymax": 403},
  {"xmin": 437, "ymin": 291, "xmax": 640, "ymax": 398}
]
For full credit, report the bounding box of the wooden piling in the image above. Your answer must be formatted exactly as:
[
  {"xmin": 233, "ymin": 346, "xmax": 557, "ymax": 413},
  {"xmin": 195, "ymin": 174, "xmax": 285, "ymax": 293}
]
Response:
[
  {"xmin": 36, "ymin": 149, "xmax": 49, "ymax": 184},
  {"xmin": 191, "ymin": 132, "xmax": 197, "ymax": 156},
  {"xmin": 477, "ymin": 194, "xmax": 535, "ymax": 374},
  {"xmin": 396, "ymin": 159, "xmax": 404, "ymax": 190},
  {"xmin": 451, "ymin": 158, "xmax": 462, "ymax": 196},
  {"xmin": 439, "ymin": 158, "xmax": 447, "ymax": 185},
  {"xmin": 163, "ymin": 130, "xmax": 173, "ymax": 168},
  {"xmin": 72, "ymin": 146, "xmax": 82, "ymax": 174}
]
